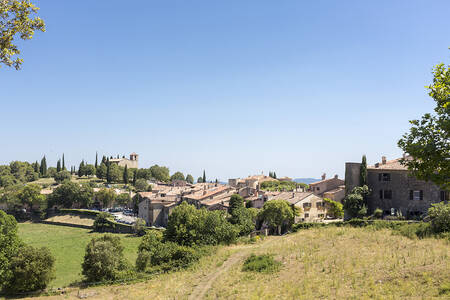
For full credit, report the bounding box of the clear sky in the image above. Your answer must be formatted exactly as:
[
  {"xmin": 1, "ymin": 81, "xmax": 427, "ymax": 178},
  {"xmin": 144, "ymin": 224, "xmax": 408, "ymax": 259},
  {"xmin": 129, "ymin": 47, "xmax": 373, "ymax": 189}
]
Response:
[{"xmin": 1, "ymin": 0, "xmax": 449, "ymax": 181}]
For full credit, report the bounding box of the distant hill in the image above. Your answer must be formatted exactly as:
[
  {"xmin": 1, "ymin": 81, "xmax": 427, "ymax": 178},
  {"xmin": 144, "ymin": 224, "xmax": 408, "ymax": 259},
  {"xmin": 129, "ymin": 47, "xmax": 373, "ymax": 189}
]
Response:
[{"xmin": 293, "ymin": 178, "xmax": 321, "ymax": 184}]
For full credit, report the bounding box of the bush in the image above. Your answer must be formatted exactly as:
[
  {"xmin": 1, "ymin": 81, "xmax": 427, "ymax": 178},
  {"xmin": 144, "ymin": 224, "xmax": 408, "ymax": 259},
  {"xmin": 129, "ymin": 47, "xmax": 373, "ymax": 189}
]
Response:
[
  {"xmin": 2, "ymin": 245, "xmax": 55, "ymax": 294},
  {"xmin": 0, "ymin": 210, "xmax": 21, "ymax": 292},
  {"xmin": 93, "ymin": 212, "xmax": 115, "ymax": 232},
  {"xmin": 242, "ymin": 254, "xmax": 281, "ymax": 273},
  {"xmin": 428, "ymin": 202, "xmax": 450, "ymax": 233},
  {"xmin": 136, "ymin": 231, "xmax": 200, "ymax": 272},
  {"xmin": 134, "ymin": 179, "xmax": 149, "ymax": 192},
  {"xmin": 373, "ymin": 208, "xmax": 383, "ymax": 219},
  {"xmin": 346, "ymin": 218, "xmax": 368, "ymax": 227},
  {"xmin": 82, "ymin": 235, "xmax": 128, "ymax": 282},
  {"xmin": 323, "ymin": 198, "xmax": 344, "ymax": 219},
  {"xmin": 133, "ymin": 218, "xmax": 147, "ymax": 236}
]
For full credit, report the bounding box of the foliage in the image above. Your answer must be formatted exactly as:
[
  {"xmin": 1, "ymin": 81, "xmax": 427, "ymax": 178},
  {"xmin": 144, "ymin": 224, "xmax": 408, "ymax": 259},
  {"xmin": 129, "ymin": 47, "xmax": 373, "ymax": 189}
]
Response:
[
  {"xmin": 116, "ymin": 193, "xmax": 131, "ymax": 206},
  {"xmin": 164, "ymin": 202, "xmax": 238, "ymax": 246},
  {"xmin": 323, "ymin": 198, "xmax": 343, "ymax": 219},
  {"xmin": 259, "ymin": 200, "xmax": 294, "ymax": 235},
  {"xmin": 202, "ymin": 170, "xmax": 206, "ymax": 183},
  {"xmin": 93, "ymin": 212, "xmax": 114, "ymax": 232},
  {"xmin": 135, "ymin": 178, "xmax": 149, "ymax": 191},
  {"xmin": 2, "ymin": 245, "xmax": 55, "ymax": 293},
  {"xmin": 170, "ymin": 171, "xmax": 185, "ymax": 181},
  {"xmin": 136, "ymin": 231, "xmax": 200, "ymax": 273},
  {"xmin": 229, "ymin": 194, "xmax": 244, "ymax": 215},
  {"xmin": 48, "ymin": 181, "xmax": 93, "ymax": 208},
  {"xmin": 197, "ymin": 177, "xmax": 203, "ymax": 183},
  {"xmin": 96, "ymin": 162, "xmax": 107, "ymax": 180},
  {"xmin": 428, "ymin": 201, "xmax": 450, "ymax": 233},
  {"xmin": 54, "ymin": 170, "xmax": 71, "ymax": 183},
  {"xmin": 0, "ymin": 0, "xmax": 45, "ymax": 69},
  {"xmin": 0, "ymin": 161, "xmax": 38, "ymax": 187},
  {"xmin": 242, "ymin": 254, "xmax": 281, "ymax": 273},
  {"xmin": 150, "ymin": 165, "xmax": 170, "ymax": 182},
  {"xmin": 373, "ymin": 208, "xmax": 383, "ymax": 219},
  {"xmin": 259, "ymin": 180, "xmax": 300, "ymax": 192},
  {"xmin": 343, "ymin": 185, "xmax": 370, "ymax": 218},
  {"xmin": 398, "ymin": 63, "xmax": 450, "ymax": 189},
  {"xmin": 360, "ymin": 155, "xmax": 367, "ymax": 186},
  {"xmin": 185, "ymin": 174, "xmax": 194, "ymax": 184},
  {"xmin": 81, "ymin": 235, "xmax": 128, "ymax": 282},
  {"xmin": 108, "ymin": 163, "xmax": 122, "ymax": 183},
  {"xmin": 16, "ymin": 183, "xmax": 45, "ymax": 208},
  {"xmin": 0, "ymin": 210, "xmax": 21, "ymax": 292},
  {"xmin": 95, "ymin": 188, "xmax": 116, "ymax": 208},
  {"xmin": 133, "ymin": 218, "xmax": 146, "ymax": 236}
]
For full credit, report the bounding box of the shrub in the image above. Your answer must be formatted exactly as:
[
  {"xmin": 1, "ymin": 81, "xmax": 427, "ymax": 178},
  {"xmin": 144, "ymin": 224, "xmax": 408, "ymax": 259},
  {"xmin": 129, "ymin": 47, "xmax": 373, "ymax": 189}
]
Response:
[
  {"xmin": 0, "ymin": 211, "xmax": 21, "ymax": 292},
  {"xmin": 439, "ymin": 282, "xmax": 450, "ymax": 295},
  {"xmin": 134, "ymin": 179, "xmax": 149, "ymax": 192},
  {"xmin": 428, "ymin": 202, "xmax": 450, "ymax": 233},
  {"xmin": 242, "ymin": 254, "xmax": 281, "ymax": 273},
  {"xmin": 133, "ymin": 218, "xmax": 146, "ymax": 236},
  {"xmin": 323, "ymin": 198, "xmax": 344, "ymax": 219},
  {"xmin": 259, "ymin": 200, "xmax": 294, "ymax": 235},
  {"xmin": 136, "ymin": 231, "xmax": 200, "ymax": 272},
  {"xmin": 82, "ymin": 235, "xmax": 128, "ymax": 282},
  {"xmin": 346, "ymin": 218, "xmax": 368, "ymax": 227},
  {"xmin": 93, "ymin": 212, "xmax": 115, "ymax": 232},
  {"xmin": 373, "ymin": 208, "xmax": 383, "ymax": 219},
  {"xmin": 2, "ymin": 245, "xmax": 55, "ymax": 294}
]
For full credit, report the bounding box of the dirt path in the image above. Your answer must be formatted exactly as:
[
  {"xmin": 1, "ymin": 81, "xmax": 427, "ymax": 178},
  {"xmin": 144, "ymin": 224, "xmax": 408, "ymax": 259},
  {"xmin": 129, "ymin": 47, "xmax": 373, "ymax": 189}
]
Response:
[{"xmin": 188, "ymin": 250, "xmax": 248, "ymax": 300}]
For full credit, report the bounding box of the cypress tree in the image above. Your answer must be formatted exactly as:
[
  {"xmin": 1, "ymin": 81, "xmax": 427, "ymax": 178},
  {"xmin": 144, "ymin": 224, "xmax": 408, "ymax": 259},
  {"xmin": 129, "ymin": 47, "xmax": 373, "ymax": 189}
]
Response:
[
  {"xmin": 62, "ymin": 153, "xmax": 65, "ymax": 170},
  {"xmin": 34, "ymin": 161, "xmax": 39, "ymax": 173},
  {"xmin": 101, "ymin": 155, "xmax": 107, "ymax": 165},
  {"xmin": 132, "ymin": 169, "xmax": 137, "ymax": 186},
  {"xmin": 57, "ymin": 159, "xmax": 61, "ymax": 172},
  {"xmin": 40, "ymin": 156, "xmax": 47, "ymax": 177},
  {"xmin": 106, "ymin": 158, "xmax": 111, "ymax": 183},
  {"xmin": 78, "ymin": 160, "xmax": 85, "ymax": 177},
  {"xmin": 95, "ymin": 152, "xmax": 98, "ymax": 169},
  {"xmin": 360, "ymin": 155, "xmax": 368, "ymax": 186},
  {"xmin": 273, "ymin": 172, "xmax": 277, "ymax": 179},
  {"xmin": 202, "ymin": 170, "xmax": 206, "ymax": 183},
  {"xmin": 123, "ymin": 165, "xmax": 129, "ymax": 184}
]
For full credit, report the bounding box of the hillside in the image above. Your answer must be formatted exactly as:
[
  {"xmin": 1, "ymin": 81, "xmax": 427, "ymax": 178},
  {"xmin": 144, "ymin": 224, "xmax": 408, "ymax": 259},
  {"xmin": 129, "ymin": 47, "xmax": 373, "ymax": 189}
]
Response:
[{"xmin": 27, "ymin": 226, "xmax": 450, "ymax": 299}]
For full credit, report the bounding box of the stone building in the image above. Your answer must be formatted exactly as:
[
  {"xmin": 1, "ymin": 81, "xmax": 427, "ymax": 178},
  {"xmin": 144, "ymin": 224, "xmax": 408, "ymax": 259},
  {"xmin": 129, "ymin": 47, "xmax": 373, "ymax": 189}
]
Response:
[
  {"xmin": 345, "ymin": 155, "xmax": 448, "ymax": 217},
  {"xmin": 309, "ymin": 174, "xmax": 345, "ymax": 202},
  {"xmin": 110, "ymin": 153, "xmax": 139, "ymax": 169}
]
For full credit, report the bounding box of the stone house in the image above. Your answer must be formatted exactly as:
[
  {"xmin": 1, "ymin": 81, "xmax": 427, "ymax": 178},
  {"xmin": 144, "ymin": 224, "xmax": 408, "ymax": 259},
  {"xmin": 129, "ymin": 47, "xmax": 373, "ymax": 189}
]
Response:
[
  {"xmin": 109, "ymin": 153, "xmax": 139, "ymax": 169},
  {"xmin": 345, "ymin": 155, "xmax": 448, "ymax": 217}
]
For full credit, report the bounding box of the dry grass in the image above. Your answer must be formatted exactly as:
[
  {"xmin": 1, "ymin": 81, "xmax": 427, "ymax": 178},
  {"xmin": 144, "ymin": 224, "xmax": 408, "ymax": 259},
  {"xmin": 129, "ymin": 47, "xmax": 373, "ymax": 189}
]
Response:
[
  {"xmin": 24, "ymin": 226, "xmax": 450, "ymax": 300},
  {"xmin": 44, "ymin": 214, "xmax": 95, "ymax": 226}
]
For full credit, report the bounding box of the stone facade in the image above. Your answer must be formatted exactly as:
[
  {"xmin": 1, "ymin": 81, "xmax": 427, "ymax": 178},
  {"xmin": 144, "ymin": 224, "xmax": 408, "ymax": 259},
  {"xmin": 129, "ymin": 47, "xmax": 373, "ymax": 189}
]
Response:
[
  {"xmin": 110, "ymin": 153, "xmax": 139, "ymax": 169},
  {"xmin": 345, "ymin": 156, "xmax": 446, "ymax": 217}
]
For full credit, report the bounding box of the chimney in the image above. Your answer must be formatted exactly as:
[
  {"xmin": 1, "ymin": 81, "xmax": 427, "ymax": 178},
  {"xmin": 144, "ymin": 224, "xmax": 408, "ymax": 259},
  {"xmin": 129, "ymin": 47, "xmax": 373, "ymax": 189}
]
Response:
[
  {"xmin": 321, "ymin": 173, "xmax": 326, "ymax": 180},
  {"xmin": 382, "ymin": 156, "xmax": 387, "ymax": 165},
  {"xmin": 334, "ymin": 174, "xmax": 338, "ymax": 179}
]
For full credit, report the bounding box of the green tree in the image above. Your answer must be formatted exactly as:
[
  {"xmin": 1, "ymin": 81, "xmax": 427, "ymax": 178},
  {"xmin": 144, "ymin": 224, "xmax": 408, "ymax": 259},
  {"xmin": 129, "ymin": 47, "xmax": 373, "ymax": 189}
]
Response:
[
  {"xmin": 323, "ymin": 198, "xmax": 344, "ymax": 219},
  {"xmin": 116, "ymin": 193, "xmax": 131, "ymax": 207},
  {"xmin": 84, "ymin": 164, "xmax": 95, "ymax": 177},
  {"xmin": 108, "ymin": 163, "xmax": 121, "ymax": 183},
  {"xmin": 132, "ymin": 169, "xmax": 137, "ymax": 186},
  {"xmin": 260, "ymin": 200, "xmax": 294, "ymax": 235},
  {"xmin": 16, "ymin": 183, "xmax": 44, "ymax": 208},
  {"xmin": 398, "ymin": 63, "xmax": 450, "ymax": 190},
  {"xmin": 39, "ymin": 156, "xmax": 47, "ymax": 177},
  {"xmin": 170, "ymin": 171, "xmax": 185, "ymax": 181},
  {"xmin": 0, "ymin": 0, "xmax": 45, "ymax": 69},
  {"xmin": 95, "ymin": 152, "xmax": 98, "ymax": 169},
  {"xmin": 185, "ymin": 174, "xmax": 194, "ymax": 184},
  {"xmin": 78, "ymin": 160, "xmax": 85, "ymax": 177},
  {"xmin": 81, "ymin": 235, "xmax": 127, "ymax": 282},
  {"xmin": 197, "ymin": 177, "xmax": 203, "ymax": 183},
  {"xmin": 56, "ymin": 159, "xmax": 61, "ymax": 173},
  {"xmin": 343, "ymin": 185, "xmax": 370, "ymax": 218},
  {"xmin": 133, "ymin": 218, "xmax": 146, "ymax": 236},
  {"xmin": 202, "ymin": 170, "xmax": 206, "ymax": 183},
  {"xmin": 96, "ymin": 162, "xmax": 107, "ymax": 180},
  {"xmin": 62, "ymin": 153, "xmax": 65, "ymax": 170},
  {"xmin": 360, "ymin": 155, "xmax": 367, "ymax": 186},
  {"xmin": 150, "ymin": 165, "xmax": 170, "ymax": 182},
  {"xmin": 93, "ymin": 212, "xmax": 114, "ymax": 232},
  {"xmin": 428, "ymin": 202, "xmax": 450, "ymax": 233},
  {"xmin": 0, "ymin": 210, "xmax": 22, "ymax": 291},
  {"xmin": 95, "ymin": 188, "xmax": 116, "ymax": 208},
  {"xmin": 48, "ymin": 181, "xmax": 80, "ymax": 208},
  {"xmin": 229, "ymin": 194, "xmax": 244, "ymax": 216},
  {"xmin": 123, "ymin": 165, "xmax": 129, "ymax": 184},
  {"xmin": 32, "ymin": 161, "xmax": 39, "ymax": 173},
  {"xmin": 3, "ymin": 245, "xmax": 55, "ymax": 293},
  {"xmin": 54, "ymin": 170, "xmax": 71, "ymax": 183},
  {"xmin": 135, "ymin": 179, "xmax": 149, "ymax": 192}
]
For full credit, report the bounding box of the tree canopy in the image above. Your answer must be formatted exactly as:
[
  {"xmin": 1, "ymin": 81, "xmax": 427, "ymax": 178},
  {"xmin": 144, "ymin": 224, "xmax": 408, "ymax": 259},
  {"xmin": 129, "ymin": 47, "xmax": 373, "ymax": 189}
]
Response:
[
  {"xmin": 398, "ymin": 62, "xmax": 450, "ymax": 190},
  {"xmin": 0, "ymin": 0, "xmax": 45, "ymax": 69}
]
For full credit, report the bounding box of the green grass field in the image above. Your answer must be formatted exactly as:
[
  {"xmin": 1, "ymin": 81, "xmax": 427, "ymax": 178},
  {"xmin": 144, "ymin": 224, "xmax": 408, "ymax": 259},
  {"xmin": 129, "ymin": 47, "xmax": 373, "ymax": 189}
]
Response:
[{"xmin": 18, "ymin": 223, "xmax": 142, "ymax": 288}]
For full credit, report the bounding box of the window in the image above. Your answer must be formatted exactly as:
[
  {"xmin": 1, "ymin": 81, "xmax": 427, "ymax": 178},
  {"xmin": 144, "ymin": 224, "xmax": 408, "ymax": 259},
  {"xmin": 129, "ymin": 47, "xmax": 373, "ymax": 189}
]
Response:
[
  {"xmin": 379, "ymin": 190, "xmax": 392, "ymax": 199},
  {"xmin": 409, "ymin": 190, "xmax": 423, "ymax": 200},
  {"xmin": 316, "ymin": 202, "xmax": 324, "ymax": 207},
  {"xmin": 317, "ymin": 187, "xmax": 320, "ymax": 191},
  {"xmin": 303, "ymin": 203, "xmax": 311, "ymax": 208},
  {"xmin": 304, "ymin": 213, "xmax": 309, "ymax": 218},
  {"xmin": 441, "ymin": 191, "xmax": 449, "ymax": 202},
  {"xmin": 378, "ymin": 173, "xmax": 391, "ymax": 181}
]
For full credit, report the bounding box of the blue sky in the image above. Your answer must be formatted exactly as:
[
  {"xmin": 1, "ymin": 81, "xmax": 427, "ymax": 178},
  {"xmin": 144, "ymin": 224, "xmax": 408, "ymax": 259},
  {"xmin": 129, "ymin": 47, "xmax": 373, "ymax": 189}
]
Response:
[{"xmin": 0, "ymin": 0, "xmax": 449, "ymax": 181}]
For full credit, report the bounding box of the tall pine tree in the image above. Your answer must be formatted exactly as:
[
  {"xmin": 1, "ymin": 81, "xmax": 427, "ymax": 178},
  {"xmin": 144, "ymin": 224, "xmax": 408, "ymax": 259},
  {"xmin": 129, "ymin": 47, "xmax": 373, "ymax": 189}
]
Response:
[
  {"xmin": 360, "ymin": 155, "xmax": 367, "ymax": 186},
  {"xmin": 202, "ymin": 170, "xmax": 206, "ymax": 183},
  {"xmin": 78, "ymin": 160, "xmax": 85, "ymax": 177},
  {"xmin": 56, "ymin": 159, "xmax": 61, "ymax": 172},
  {"xmin": 132, "ymin": 169, "xmax": 137, "ymax": 186},
  {"xmin": 62, "ymin": 153, "xmax": 65, "ymax": 170},
  {"xmin": 34, "ymin": 161, "xmax": 39, "ymax": 173},
  {"xmin": 106, "ymin": 158, "xmax": 111, "ymax": 183},
  {"xmin": 95, "ymin": 152, "xmax": 98, "ymax": 169}
]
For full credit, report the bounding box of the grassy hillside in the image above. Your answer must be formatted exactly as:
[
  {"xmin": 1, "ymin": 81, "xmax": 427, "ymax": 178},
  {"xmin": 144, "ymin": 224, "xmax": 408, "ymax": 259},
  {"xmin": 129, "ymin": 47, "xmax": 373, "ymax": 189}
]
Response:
[
  {"xmin": 27, "ymin": 226, "xmax": 449, "ymax": 299},
  {"xmin": 18, "ymin": 223, "xmax": 142, "ymax": 288}
]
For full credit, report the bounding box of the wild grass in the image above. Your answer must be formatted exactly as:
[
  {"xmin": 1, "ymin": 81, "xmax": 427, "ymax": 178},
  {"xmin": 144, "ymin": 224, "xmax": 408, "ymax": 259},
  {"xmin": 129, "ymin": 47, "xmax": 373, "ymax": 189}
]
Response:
[
  {"xmin": 17, "ymin": 223, "xmax": 142, "ymax": 288},
  {"xmin": 28, "ymin": 226, "xmax": 449, "ymax": 300},
  {"xmin": 242, "ymin": 254, "xmax": 281, "ymax": 273}
]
